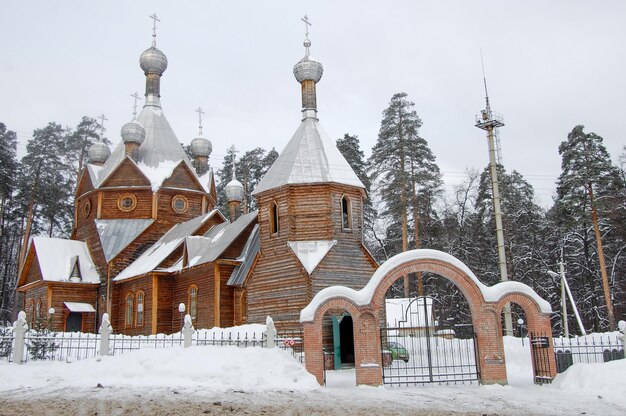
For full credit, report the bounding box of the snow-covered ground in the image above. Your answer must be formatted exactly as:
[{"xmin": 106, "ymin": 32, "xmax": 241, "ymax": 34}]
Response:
[{"xmin": 0, "ymin": 335, "xmax": 624, "ymax": 415}]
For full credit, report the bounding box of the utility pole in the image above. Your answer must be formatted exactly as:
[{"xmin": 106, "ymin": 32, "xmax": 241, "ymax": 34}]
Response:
[
  {"xmin": 559, "ymin": 248, "xmax": 569, "ymax": 338},
  {"xmin": 475, "ymin": 54, "xmax": 513, "ymax": 336}
]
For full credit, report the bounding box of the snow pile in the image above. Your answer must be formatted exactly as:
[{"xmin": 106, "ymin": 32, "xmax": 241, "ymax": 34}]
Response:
[
  {"xmin": 553, "ymin": 359, "xmax": 626, "ymax": 407},
  {"xmin": 0, "ymin": 345, "xmax": 318, "ymax": 393},
  {"xmin": 502, "ymin": 336, "xmax": 534, "ymax": 386}
]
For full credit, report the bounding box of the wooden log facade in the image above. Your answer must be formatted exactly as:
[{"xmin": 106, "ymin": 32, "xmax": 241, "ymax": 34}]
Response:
[{"xmin": 246, "ymin": 183, "xmax": 377, "ymax": 331}]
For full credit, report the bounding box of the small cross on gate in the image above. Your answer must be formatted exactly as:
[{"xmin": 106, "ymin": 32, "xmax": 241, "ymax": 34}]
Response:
[
  {"xmin": 195, "ymin": 107, "xmax": 205, "ymax": 135},
  {"xmin": 130, "ymin": 92, "xmax": 141, "ymax": 117}
]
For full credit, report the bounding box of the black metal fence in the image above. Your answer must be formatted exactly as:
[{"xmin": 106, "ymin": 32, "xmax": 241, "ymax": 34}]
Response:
[
  {"xmin": 380, "ymin": 326, "xmax": 480, "ymax": 386},
  {"xmin": 553, "ymin": 334, "xmax": 624, "ymax": 373},
  {"xmin": 1, "ymin": 326, "xmax": 304, "ymax": 365},
  {"xmin": 530, "ymin": 333, "xmax": 554, "ymax": 384}
]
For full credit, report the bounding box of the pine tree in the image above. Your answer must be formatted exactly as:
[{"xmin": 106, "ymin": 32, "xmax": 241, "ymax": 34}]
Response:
[
  {"xmin": 65, "ymin": 117, "xmax": 107, "ymax": 180},
  {"xmin": 555, "ymin": 125, "xmax": 624, "ymax": 331},
  {"xmin": 369, "ymin": 93, "xmax": 442, "ymax": 296},
  {"xmin": 0, "ymin": 123, "xmax": 19, "ymax": 323}
]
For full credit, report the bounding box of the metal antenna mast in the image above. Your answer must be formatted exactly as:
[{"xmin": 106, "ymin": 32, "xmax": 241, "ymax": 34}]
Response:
[{"xmin": 475, "ymin": 51, "xmax": 513, "ymax": 336}]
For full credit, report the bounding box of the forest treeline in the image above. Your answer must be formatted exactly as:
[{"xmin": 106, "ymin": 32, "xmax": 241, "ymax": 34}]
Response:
[{"xmin": 1, "ymin": 92, "xmax": 624, "ymax": 334}]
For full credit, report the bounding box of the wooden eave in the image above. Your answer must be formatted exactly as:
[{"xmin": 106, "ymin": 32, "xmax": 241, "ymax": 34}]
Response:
[
  {"xmin": 360, "ymin": 242, "xmax": 380, "ymax": 269},
  {"xmin": 75, "ymin": 167, "xmax": 95, "ymax": 198}
]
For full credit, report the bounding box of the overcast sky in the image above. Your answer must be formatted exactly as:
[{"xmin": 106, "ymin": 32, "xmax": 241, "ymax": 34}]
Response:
[{"xmin": 2, "ymin": 1, "xmax": 625, "ymax": 207}]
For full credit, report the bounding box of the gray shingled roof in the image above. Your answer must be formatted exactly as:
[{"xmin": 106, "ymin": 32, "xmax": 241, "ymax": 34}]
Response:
[
  {"xmin": 252, "ymin": 117, "xmax": 364, "ymax": 195},
  {"xmin": 96, "ymin": 219, "xmax": 154, "ymax": 262},
  {"xmin": 227, "ymin": 224, "xmax": 259, "ymax": 287}
]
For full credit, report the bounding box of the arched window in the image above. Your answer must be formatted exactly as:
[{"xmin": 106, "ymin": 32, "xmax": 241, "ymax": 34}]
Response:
[
  {"xmin": 341, "ymin": 195, "xmax": 352, "ymax": 230},
  {"xmin": 136, "ymin": 291, "xmax": 145, "ymax": 327},
  {"xmin": 29, "ymin": 302, "xmax": 35, "ymax": 327},
  {"xmin": 35, "ymin": 300, "xmax": 41, "ymax": 324},
  {"xmin": 188, "ymin": 285, "xmax": 198, "ymax": 321},
  {"xmin": 125, "ymin": 293, "xmax": 134, "ymax": 328},
  {"xmin": 269, "ymin": 201, "xmax": 279, "ymax": 235}
]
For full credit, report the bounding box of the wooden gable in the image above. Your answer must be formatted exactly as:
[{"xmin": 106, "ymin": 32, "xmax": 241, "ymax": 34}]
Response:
[
  {"xmin": 101, "ymin": 157, "xmax": 151, "ymax": 188},
  {"xmin": 17, "ymin": 243, "xmax": 43, "ymax": 287},
  {"xmin": 161, "ymin": 162, "xmax": 204, "ymax": 193},
  {"xmin": 75, "ymin": 168, "xmax": 94, "ymax": 198}
]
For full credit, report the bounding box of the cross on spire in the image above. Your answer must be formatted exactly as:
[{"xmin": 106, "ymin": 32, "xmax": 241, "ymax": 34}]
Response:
[
  {"xmin": 149, "ymin": 13, "xmax": 160, "ymax": 46},
  {"xmin": 130, "ymin": 92, "xmax": 141, "ymax": 118},
  {"xmin": 195, "ymin": 107, "xmax": 205, "ymax": 136},
  {"xmin": 97, "ymin": 114, "xmax": 109, "ymax": 134},
  {"xmin": 301, "ymin": 15, "xmax": 312, "ymax": 57},
  {"xmin": 301, "ymin": 14, "xmax": 311, "ymax": 38}
]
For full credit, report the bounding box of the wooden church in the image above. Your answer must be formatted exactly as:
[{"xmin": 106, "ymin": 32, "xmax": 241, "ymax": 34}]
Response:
[{"xmin": 17, "ymin": 21, "xmax": 378, "ymax": 335}]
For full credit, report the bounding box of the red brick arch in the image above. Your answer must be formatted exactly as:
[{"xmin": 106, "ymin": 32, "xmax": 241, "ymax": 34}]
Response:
[{"xmin": 300, "ymin": 249, "xmax": 557, "ymax": 386}]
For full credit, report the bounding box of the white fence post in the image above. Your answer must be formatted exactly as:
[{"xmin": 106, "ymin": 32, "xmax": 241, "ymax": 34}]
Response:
[
  {"xmin": 12, "ymin": 311, "xmax": 28, "ymax": 364},
  {"xmin": 182, "ymin": 314, "xmax": 194, "ymax": 348},
  {"xmin": 265, "ymin": 316, "xmax": 276, "ymax": 348},
  {"xmin": 99, "ymin": 313, "xmax": 113, "ymax": 356}
]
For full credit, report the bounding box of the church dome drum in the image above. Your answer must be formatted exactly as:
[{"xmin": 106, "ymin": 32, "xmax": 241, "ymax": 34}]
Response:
[
  {"xmin": 139, "ymin": 46, "xmax": 168, "ymax": 75},
  {"xmin": 88, "ymin": 141, "xmax": 111, "ymax": 164},
  {"xmin": 120, "ymin": 120, "xmax": 146, "ymax": 144},
  {"xmin": 191, "ymin": 136, "xmax": 212, "ymax": 157},
  {"xmin": 225, "ymin": 177, "xmax": 244, "ymax": 202}
]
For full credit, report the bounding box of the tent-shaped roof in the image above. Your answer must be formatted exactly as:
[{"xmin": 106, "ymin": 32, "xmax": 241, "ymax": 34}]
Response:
[
  {"xmin": 27, "ymin": 237, "xmax": 100, "ymax": 284},
  {"xmin": 96, "ymin": 100, "xmax": 192, "ymax": 187},
  {"xmin": 252, "ymin": 118, "xmax": 364, "ymax": 195}
]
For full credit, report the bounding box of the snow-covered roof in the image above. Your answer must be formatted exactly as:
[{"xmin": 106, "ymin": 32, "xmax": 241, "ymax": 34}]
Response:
[
  {"xmin": 300, "ymin": 249, "xmax": 553, "ymax": 322},
  {"xmin": 64, "ymin": 302, "xmax": 96, "ymax": 313},
  {"xmin": 96, "ymin": 219, "xmax": 154, "ymax": 262},
  {"xmin": 288, "ymin": 240, "xmax": 337, "ymax": 275},
  {"xmin": 114, "ymin": 211, "xmax": 220, "ymax": 281},
  {"xmin": 189, "ymin": 211, "xmax": 258, "ymax": 266},
  {"xmin": 31, "ymin": 237, "xmax": 100, "ymax": 284},
  {"xmin": 252, "ymin": 117, "xmax": 364, "ymax": 195},
  {"xmin": 227, "ymin": 224, "xmax": 260, "ymax": 287},
  {"xmin": 96, "ymin": 100, "xmax": 192, "ymax": 185},
  {"xmin": 385, "ymin": 297, "xmax": 435, "ymax": 328}
]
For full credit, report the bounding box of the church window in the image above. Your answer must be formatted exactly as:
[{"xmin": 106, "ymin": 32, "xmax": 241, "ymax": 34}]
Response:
[
  {"xmin": 188, "ymin": 285, "xmax": 198, "ymax": 320},
  {"xmin": 341, "ymin": 195, "xmax": 352, "ymax": 230},
  {"xmin": 118, "ymin": 193, "xmax": 137, "ymax": 212},
  {"xmin": 172, "ymin": 195, "xmax": 189, "ymax": 213},
  {"xmin": 269, "ymin": 201, "xmax": 279, "ymax": 235},
  {"xmin": 82, "ymin": 200, "xmax": 91, "ymax": 217},
  {"xmin": 125, "ymin": 293, "xmax": 134, "ymax": 328},
  {"xmin": 136, "ymin": 291, "xmax": 144, "ymax": 327},
  {"xmin": 35, "ymin": 300, "xmax": 41, "ymax": 323},
  {"xmin": 29, "ymin": 303, "xmax": 35, "ymax": 327}
]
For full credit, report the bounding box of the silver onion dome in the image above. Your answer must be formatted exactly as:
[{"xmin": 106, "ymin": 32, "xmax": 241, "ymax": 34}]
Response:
[
  {"xmin": 120, "ymin": 120, "xmax": 146, "ymax": 144},
  {"xmin": 293, "ymin": 55, "xmax": 323, "ymax": 83},
  {"xmin": 191, "ymin": 136, "xmax": 212, "ymax": 158},
  {"xmin": 88, "ymin": 141, "xmax": 111, "ymax": 164},
  {"xmin": 139, "ymin": 46, "xmax": 168, "ymax": 75},
  {"xmin": 225, "ymin": 172, "xmax": 244, "ymax": 202}
]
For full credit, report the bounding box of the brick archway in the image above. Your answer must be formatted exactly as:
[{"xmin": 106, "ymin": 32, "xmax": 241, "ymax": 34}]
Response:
[{"xmin": 300, "ymin": 249, "xmax": 556, "ymax": 386}]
